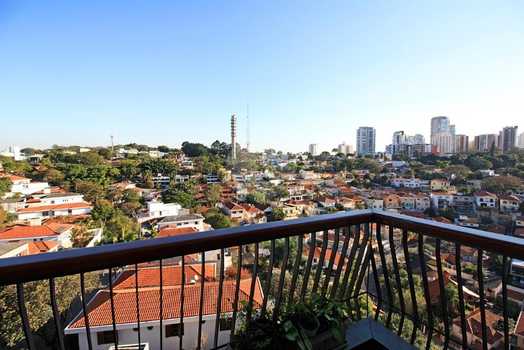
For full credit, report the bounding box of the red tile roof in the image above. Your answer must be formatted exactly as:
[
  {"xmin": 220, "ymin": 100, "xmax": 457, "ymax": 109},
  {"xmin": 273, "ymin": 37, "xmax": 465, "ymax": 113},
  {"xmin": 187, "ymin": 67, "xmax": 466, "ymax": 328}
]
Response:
[
  {"xmin": 158, "ymin": 227, "xmax": 198, "ymax": 238},
  {"xmin": 515, "ymin": 311, "xmax": 524, "ymax": 336},
  {"xmin": 67, "ymin": 277, "xmax": 263, "ymax": 329},
  {"xmin": 16, "ymin": 202, "xmax": 91, "ymax": 213},
  {"xmin": 0, "ymin": 223, "xmax": 73, "ymax": 240},
  {"xmin": 25, "ymin": 241, "xmax": 58, "ymax": 255},
  {"xmin": 113, "ymin": 264, "xmax": 216, "ymax": 289}
]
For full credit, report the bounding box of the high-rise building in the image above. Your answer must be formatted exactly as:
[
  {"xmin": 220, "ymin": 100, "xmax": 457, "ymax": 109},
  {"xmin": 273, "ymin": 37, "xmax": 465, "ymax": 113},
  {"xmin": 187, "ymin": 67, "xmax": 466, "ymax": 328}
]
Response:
[
  {"xmin": 392, "ymin": 131, "xmax": 406, "ymax": 146},
  {"xmin": 357, "ymin": 127, "xmax": 376, "ymax": 156},
  {"xmin": 308, "ymin": 144, "xmax": 318, "ymax": 156},
  {"xmin": 455, "ymin": 134, "xmax": 469, "ymax": 153},
  {"xmin": 518, "ymin": 132, "xmax": 524, "ymax": 149},
  {"xmin": 498, "ymin": 126, "xmax": 518, "ymax": 152},
  {"xmin": 430, "ymin": 116, "xmax": 455, "ymax": 154},
  {"xmin": 337, "ymin": 142, "xmax": 353, "ymax": 155},
  {"xmin": 231, "ymin": 113, "xmax": 237, "ymax": 161},
  {"xmin": 387, "ymin": 131, "xmax": 429, "ymax": 158},
  {"xmin": 474, "ymin": 134, "xmax": 497, "ymax": 152}
]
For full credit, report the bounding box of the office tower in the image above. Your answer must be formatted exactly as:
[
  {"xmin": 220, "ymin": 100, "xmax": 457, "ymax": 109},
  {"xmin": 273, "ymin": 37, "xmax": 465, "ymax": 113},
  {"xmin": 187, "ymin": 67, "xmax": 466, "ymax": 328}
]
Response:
[
  {"xmin": 474, "ymin": 134, "xmax": 498, "ymax": 152},
  {"xmin": 498, "ymin": 126, "xmax": 518, "ymax": 152},
  {"xmin": 337, "ymin": 142, "xmax": 353, "ymax": 155},
  {"xmin": 231, "ymin": 113, "xmax": 237, "ymax": 161},
  {"xmin": 392, "ymin": 131, "xmax": 406, "ymax": 146},
  {"xmin": 455, "ymin": 134, "xmax": 469, "ymax": 153},
  {"xmin": 357, "ymin": 127, "xmax": 376, "ymax": 156},
  {"xmin": 308, "ymin": 144, "xmax": 318, "ymax": 156},
  {"xmin": 518, "ymin": 132, "xmax": 524, "ymax": 149},
  {"xmin": 430, "ymin": 116, "xmax": 455, "ymax": 154}
]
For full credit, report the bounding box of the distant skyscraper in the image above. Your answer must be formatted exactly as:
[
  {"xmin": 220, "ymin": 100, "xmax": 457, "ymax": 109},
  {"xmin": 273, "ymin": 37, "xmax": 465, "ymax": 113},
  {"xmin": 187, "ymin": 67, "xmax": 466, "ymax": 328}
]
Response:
[
  {"xmin": 231, "ymin": 113, "xmax": 237, "ymax": 161},
  {"xmin": 430, "ymin": 116, "xmax": 455, "ymax": 154},
  {"xmin": 337, "ymin": 142, "xmax": 353, "ymax": 155},
  {"xmin": 357, "ymin": 127, "xmax": 376, "ymax": 156},
  {"xmin": 455, "ymin": 134, "xmax": 469, "ymax": 153},
  {"xmin": 308, "ymin": 144, "xmax": 318, "ymax": 156},
  {"xmin": 518, "ymin": 132, "xmax": 524, "ymax": 149},
  {"xmin": 474, "ymin": 134, "xmax": 498, "ymax": 152},
  {"xmin": 498, "ymin": 126, "xmax": 518, "ymax": 152},
  {"xmin": 392, "ymin": 131, "xmax": 406, "ymax": 146}
]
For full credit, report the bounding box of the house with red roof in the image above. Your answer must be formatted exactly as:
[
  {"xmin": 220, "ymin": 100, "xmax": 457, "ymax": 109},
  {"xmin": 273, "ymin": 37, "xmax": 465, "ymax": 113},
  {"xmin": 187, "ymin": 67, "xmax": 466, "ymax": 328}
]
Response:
[
  {"xmin": 0, "ymin": 173, "xmax": 50, "ymax": 197},
  {"xmin": 0, "ymin": 223, "xmax": 74, "ymax": 247},
  {"xmin": 452, "ymin": 309, "xmax": 504, "ymax": 349},
  {"xmin": 64, "ymin": 265, "xmax": 263, "ymax": 350},
  {"xmin": 16, "ymin": 201, "xmax": 92, "ymax": 222}
]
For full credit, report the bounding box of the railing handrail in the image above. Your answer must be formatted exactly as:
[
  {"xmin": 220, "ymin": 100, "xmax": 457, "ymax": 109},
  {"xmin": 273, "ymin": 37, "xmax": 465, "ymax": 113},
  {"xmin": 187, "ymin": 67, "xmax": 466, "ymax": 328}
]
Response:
[
  {"xmin": 1, "ymin": 209, "xmax": 524, "ymax": 285},
  {"xmin": 0, "ymin": 210, "xmax": 373, "ymax": 285}
]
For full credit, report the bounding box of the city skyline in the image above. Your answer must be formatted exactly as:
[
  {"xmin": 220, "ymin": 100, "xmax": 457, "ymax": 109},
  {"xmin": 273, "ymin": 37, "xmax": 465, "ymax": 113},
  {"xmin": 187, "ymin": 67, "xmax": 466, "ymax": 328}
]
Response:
[{"xmin": 1, "ymin": 1, "xmax": 524, "ymax": 152}]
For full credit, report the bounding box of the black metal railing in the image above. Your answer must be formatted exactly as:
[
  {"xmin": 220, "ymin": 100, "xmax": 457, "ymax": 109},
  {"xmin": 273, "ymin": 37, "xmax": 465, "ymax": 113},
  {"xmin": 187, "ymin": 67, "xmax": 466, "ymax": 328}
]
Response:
[{"xmin": 0, "ymin": 210, "xmax": 523, "ymax": 350}]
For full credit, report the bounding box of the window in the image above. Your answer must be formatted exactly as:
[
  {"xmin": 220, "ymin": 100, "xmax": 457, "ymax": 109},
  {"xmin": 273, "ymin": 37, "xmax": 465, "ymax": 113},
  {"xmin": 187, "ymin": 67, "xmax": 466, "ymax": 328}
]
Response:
[
  {"xmin": 97, "ymin": 331, "xmax": 117, "ymax": 345},
  {"xmin": 220, "ymin": 317, "xmax": 233, "ymax": 331},
  {"xmin": 165, "ymin": 323, "xmax": 184, "ymax": 337}
]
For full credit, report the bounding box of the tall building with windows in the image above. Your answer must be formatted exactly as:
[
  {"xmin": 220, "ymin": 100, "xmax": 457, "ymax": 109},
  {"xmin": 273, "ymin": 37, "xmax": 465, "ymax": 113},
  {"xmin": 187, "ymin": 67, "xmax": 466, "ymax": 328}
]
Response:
[
  {"xmin": 356, "ymin": 127, "xmax": 376, "ymax": 156},
  {"xmin": 455, "ymin": 134, "xmax": 469, "ymax": 153},
  {"xmin": 474, "ymin": 134, "xmax": 498, "ymax": 152},
  {"xmin": 337, "ymin": 142, "xmax": 353, "ymax": 155},
  {"xmin": 498, "ymin": 126, "xmax": 518, "ymax": 152},
  {"xmin": 518, "ymin": 132, "xmax": 524, "ymax": 149},
  {"xmin": 430, "ymin": 116, "xmax": 455, "ymax": 154},
  {"xmin": 308, "ymin": 144, "xmax": 318, "ymax": 156}
]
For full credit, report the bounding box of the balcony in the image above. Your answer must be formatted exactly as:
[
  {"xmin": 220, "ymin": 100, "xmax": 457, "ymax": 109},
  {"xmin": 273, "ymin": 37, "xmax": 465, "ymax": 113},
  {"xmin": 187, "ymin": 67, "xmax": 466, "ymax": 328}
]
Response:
[{"xmin": 0, "ymin": 209, "xmax": 522, "ymax": 350}]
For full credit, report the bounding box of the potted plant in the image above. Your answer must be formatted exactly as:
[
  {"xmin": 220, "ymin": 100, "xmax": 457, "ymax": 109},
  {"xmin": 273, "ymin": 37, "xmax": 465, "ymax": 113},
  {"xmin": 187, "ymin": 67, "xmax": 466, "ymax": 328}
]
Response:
[{"xmin": 231, "ymin": 296, "xmax": 349, "ymax": 350}]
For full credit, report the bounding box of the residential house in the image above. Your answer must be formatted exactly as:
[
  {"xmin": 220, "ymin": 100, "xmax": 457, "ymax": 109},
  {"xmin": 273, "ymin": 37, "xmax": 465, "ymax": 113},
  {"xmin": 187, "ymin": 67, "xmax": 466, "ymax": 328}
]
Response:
[
  {"xmin": 0, "ymin": 223, "xmax": 74, "ymax": 247},
  {"xmin": 383, "ymin": 194, "xmax": 401, "ymax": 210},
  {"xmin": 219, "ymin": 202, "xmax": 246, "ymax": 222},
  {"xmin": 366, "ymin": 197, "xmax": 383, "ymax": 210},
  {"xmin": 64, "ymin": 265, "xmax": 263, "ymax": 350},
  {"xmin": 430, "ymin": 192, "xmax": 455, "ymax": 210},
  {"xmin": 499, "ymin": 195, "xmax": 520, "ymax": 213},
  {"xmin": 474, "ymin": 191, "xmax": 498, "ymax": 209},
  {"xmin": 452, "ymin": 309, "xmax": 504, "ymax": 349},
  {"xmin": 157, "ymin": 214, "xmax": 205, "ymax": 232},
  {"xmin": 430, "ymin": 179, "xmax": 453, "ymax": 192},
  {"xmin": 16, "ymin": 201, "xmax": 92, "ymax": 222},
  {"xmin": 0, "ymin": 173, "xmax": 49, "ymax": 197}
]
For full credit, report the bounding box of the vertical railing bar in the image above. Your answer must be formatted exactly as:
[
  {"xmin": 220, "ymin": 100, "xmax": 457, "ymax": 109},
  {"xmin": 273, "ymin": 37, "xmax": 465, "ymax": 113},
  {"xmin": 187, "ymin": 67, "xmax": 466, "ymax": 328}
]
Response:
[
  {"xmin": 273, "ymin": 237, "xmax": 289, "ymax": 322},
  {"xmin": 312, "ymin": 230, "xmax": 328, "ymax": 296},
  {"xmin": 197, "ymin": 252, "xmax": 205, "ymax": 350},
  {"xmin": 214, "ymin": 248, "xmax": 225, "ymax": 349},
  {"xmin": 455, "ymin": 243, "xmax": 468, "ymax": 350},
  {"xmin": 370, "ymin": 243, "xmax": 382, "ymax": 321},
  {"xmin": 502, "ymin": 255, "xmax": 509, "ymax": 350},
  {"xmin": 49, "ymin": 278, "xmax": 66, "ymax": 350},
  {"xmin": 80, "ymin": 273, "xmax": 93, "ymax": 350},
  {"xmin": 353, "ymin": 247, "xmax": 371, "ymax": 320},
  {"xmin": 179, "ymin": 257, "xmax": 185, "ymax": 349},
  {"xmin": 344, "ymin": 222, "xmax": 369, "ymax": 300},
  {"xmin": 435, "ymin": 239, "xmax": 450, "ymax": 349},
  {"xmin": 159, "ymin": 259, "xmax": 164, "ymax": 350},
  {"xmin": 402, "ymin": 229, "xmax": 419, "ymax": 345},
  {"xmin": 108, "ymin": 268, "xmax": 118, "ymax": 350},
  {"xmin": 231, "ymin": 246, "xmax": 242, "ymax": 338},
  {"xmin": 246, "ymin": 243, "xmax": 258, "ymax": 322},
  {"xmin": 339, "ymin": 224, "xmax": 362, "ymax": 299},
  {"xmin": 17, "ymin": 283, "xmax": 36, "ymax": 350},
  {"xmin": 331, "ymin": 226, "xmax": 352, "ymax": 299},
  {"xmin": 477, "ymin": 250, "xmax": 488, "ymax": 350},
  {"xmin": 418, "ymin": 233, "xmax": 434, "ymax": 350},
  {"xmin": 261, "ymin": 240, "xmax": 275, "ymax": 316},
  {"xmin": 388, "ymin": 225, "xmax": 405, "ymax": 336},
  {"xmin": 288, "ymin": 234, "xmax": 304, "ymax": 303},
  {"xmin": 322, "ymin": 227, "xmax": 340, "ymax": 297},
  {"xmin": 376, "ymin": 223, "xmax": 393, "ymax": 327},
  {"xmin": 300, "ymin": 232, "xmax": 316, "ymax": 301},
  {"xmin": 134, "ymin": 264, "xmax": 141, "ymax": 349}
]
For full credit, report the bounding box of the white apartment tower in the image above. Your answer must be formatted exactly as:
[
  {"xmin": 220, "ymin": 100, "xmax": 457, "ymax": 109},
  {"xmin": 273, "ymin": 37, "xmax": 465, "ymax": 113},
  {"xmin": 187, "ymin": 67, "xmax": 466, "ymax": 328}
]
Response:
[
  {"xmin": 357, "ymin": 127, "xmax": 376, "ymax": 156},
  {"xmin": 430, "ymin": 116, "xmax": 455, "ymax": 154},
  {"xmin": 308, "ymin": 144, "xmax": 318, "ymax": 156}
]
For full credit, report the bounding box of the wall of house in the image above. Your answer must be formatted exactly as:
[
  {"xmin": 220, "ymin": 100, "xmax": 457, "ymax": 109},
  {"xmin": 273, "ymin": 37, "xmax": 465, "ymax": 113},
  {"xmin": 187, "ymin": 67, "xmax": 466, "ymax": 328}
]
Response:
[{"xmin": 73, "ymin": 315, "xmax": 232, "ymax": 350}]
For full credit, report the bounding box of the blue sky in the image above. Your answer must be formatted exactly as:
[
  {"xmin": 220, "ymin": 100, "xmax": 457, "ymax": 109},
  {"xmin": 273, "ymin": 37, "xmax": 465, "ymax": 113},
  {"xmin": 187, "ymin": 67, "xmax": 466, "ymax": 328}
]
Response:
[{"xmin": 1, "ymin": 1, "xmax": 523, "ymax": 153}]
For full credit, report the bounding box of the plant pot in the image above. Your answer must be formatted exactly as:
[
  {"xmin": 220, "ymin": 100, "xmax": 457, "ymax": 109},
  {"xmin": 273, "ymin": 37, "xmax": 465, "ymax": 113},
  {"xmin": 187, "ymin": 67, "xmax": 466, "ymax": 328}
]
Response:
[{"xmin": 310, "ymin": 330, "xmax": 346, "ymax": 350}]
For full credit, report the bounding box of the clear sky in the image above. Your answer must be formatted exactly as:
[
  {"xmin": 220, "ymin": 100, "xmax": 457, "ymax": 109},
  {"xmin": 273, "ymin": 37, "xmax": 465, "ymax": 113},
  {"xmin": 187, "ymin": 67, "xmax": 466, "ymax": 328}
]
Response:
[{"xmin": 1, "ymin": 1, "xmax": 523, "ymax": 153}]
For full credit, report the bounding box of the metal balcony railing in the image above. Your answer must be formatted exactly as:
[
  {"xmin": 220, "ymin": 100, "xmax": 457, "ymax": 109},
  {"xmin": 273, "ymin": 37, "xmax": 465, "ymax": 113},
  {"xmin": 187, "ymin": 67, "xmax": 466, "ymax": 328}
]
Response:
[{"xmin": 0, "ymin": 209, "xmax": 523, "ymax": 350}]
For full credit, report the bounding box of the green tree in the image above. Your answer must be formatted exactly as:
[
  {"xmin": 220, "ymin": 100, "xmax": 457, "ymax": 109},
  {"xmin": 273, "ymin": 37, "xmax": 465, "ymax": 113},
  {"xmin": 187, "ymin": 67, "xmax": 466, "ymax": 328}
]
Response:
[
  {"xmin": 0, "ymin": 177, "xmax": 12, "ymax": 197},
  {"xmin": 74, "ymin": 180, "xmax": 105, "ymax": 202},
  {"xmin": 482, "ymin": 175, "xmax": 522, "ymax": 193},
  {"xmin": 206, "ymin": 184, "xmax": 222, "ymax": 206},
  {"xmin": 181, "ymin": 142, "xmax": 209, "ymax": 157},
  {"xmin": 246, "ymin": 191, "xmax": 266, "ymax": 205},
  {"xmin": 271, "ymin": 207, "xmax": 286, "ymax": 221},
  {"xmin": 204, "ymin": 211, "xmax": 231, "ymax": 229}
]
